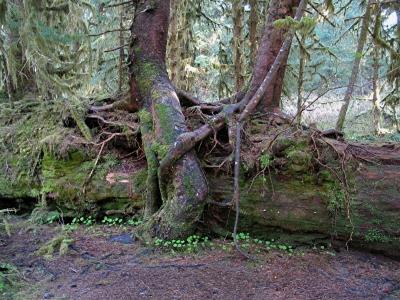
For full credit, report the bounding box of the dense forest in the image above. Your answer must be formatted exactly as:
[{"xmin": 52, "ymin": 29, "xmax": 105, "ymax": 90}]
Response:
[{"xmin": 0, "ymin": 0, "xmax": 400, "ymax": 298}]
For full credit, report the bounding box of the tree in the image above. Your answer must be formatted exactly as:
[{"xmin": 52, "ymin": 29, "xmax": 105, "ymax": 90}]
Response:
[
  {"xmin": 249, "ymin": 0, "xmax": 300, "ymax": 112},
  {"xmin": 130, "ymin": 0, "xmax": 208, "ymax": 239},
  {"xmin": 371, "ymin": 4, "xmax": 383, "ymax": 135},
  {"xmin": 335, "ymin": 0, "xmax": 374, "ymax": 131},
  {"xmin": 232, "ymin": 0, "xmax": 245, "ymax": 91},
  {"xmin": 130, "ymin": 0, "xmax": 307, "ymax": 240}
]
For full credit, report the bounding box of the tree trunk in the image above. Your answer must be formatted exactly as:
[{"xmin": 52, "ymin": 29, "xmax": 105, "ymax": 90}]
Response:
[
  {"xmin": 248, "ymin": 0, "xmax": 259, "ymax": 65},
  {"xmin": 233, "ymin": 0, "xmax": 245, "ymax": 92},
  {"xmin": 249, "ymin": 0, "xmax": 299, "ymax": 112},
  {"xmin": 130, "ymin": 0, "xmax": 208, "ymax": 240},
  {"xmin": 372, "ymin": 7, "xmax": 382, "ymax": 135},
  {"xmin": 296, "ymin": 34, "xmax": 306, "ymax": 125},
  {"xmin": 335, "ymin": 0, "xmax": 373, "ymax": 131},
  {"xmin": 118, "ymin": 6, "xmax": 125, "ymax": 94}
]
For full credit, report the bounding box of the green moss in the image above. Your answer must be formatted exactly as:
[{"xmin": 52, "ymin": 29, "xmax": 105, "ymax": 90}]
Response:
[
  {"xmin": 154, "ymin": 103, "xmax": 177, "ymax": 144},
  {"xmin": 151, "ymin": 142, "xmax": 169, "ymax": 160},
  {"xmin": 39, "ymin": 151, "xmax": 132, "ymax": 213},
  {"xmin": 132, "ymin": 167, "xmax": 148, "ymax": 194},
  {"xmin": 138, "ymin": 109, "xmax": 152, "ymax": 125},
  {"xmin": 183, "ymin": 175, "xmax": 197, "ymax": 200},
  {"xmin": 134, "ymin": 60, "xmax": 160, "ymax": 93}
]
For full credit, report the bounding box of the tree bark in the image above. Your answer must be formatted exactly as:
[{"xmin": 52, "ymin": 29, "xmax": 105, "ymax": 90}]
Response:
[
  {"xmin": 335, "ymin": 0, "xmax": 373, "ymax": 131},
  {"xmin": 249, "ymin": 0, "xmax": 299, "ymax": 112},
  {"xmin": 296, "ymin": 34, "xmax": 306, "ymax": 125},
  {"xmin": 249, "ymin": 0, "xmax": 259, "ymax": 65},
  {"xmin": 130, "ymin": 0, "xmax": 207, "ymax": 240},
  {"xmin": 372, "ymin": 7, "xmax": 382, "ymax": 135},
  {"xmin": 232, "ymin": 0, "xmax": 245, "ymax": 92}
]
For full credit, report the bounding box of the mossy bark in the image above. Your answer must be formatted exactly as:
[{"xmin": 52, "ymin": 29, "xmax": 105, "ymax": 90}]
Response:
[{"xmin": 130, "ymin": 0, "xmax": 207, "ymax": 240}]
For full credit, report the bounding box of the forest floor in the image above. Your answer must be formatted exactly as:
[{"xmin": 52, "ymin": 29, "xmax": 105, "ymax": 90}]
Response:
[{"xmin": 1, "ymin": 217, "xmax": 400, "ymax": 300}]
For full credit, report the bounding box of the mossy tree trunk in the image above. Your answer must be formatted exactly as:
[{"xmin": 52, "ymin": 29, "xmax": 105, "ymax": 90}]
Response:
[{"xmin": 130, "ymin": 0, "xmax": 208, "ymax": 240}]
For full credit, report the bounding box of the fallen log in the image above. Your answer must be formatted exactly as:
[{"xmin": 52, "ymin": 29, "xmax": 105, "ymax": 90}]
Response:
[{"xmin": 1, "ymin": 135, "xmax": 399, "ymax": 257}]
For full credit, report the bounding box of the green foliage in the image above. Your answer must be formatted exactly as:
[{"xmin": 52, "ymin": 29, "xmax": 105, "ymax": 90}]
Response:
[
  {"xmin": 36, "ymin": 234, "xmax": 74, "ymax": 259},
  {"xmin": 364, "ymin": 229, "xmax": 390, "ymax": 243},
  {"xmin": 72, "ymin": 216, "xmax": 95, "ymax": 226},
  {"xmin": 259, "ymin": 153, "xmax": 271, "ymax": 169},
  {"xmin": 102, "ymin": 216, "xmax": 124, "ymax": 226},
  {"xmin": 0, "ymin": 209, "xmax": 15, "ymax": 237},
  {"xmin": 0, "ymin": 262, "xmax": 19, "ymax": 297},
  {"xmin": 234, "ymin": 232, "xmax": 295, "ymax": 254},
  {"xmin": 154, "ymin": 235, "xmax": 212, "ymax": 253}
]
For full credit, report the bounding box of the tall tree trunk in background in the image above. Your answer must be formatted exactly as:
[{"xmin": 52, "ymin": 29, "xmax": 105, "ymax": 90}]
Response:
[
  {"xmin": 167, "ymin": 0, "xmax": 180, "ymax": 85},
  {"xmin": 232, "ymin": 0, "xmax": 245, "ymax": 92},
  {"xmin": 335, "ymin": 0, "xmax": 373, "ymax": 131},
  {"xmin": 130, "ymin": 0, "xmax": 207, "ymax": 240},
  {"xmin": 372, "ymin": 6, "xmax": 382, "ymax": 135},
  {"xmin": 118, "ymin": 6, "xmax": 125, "ymax": 94},
  {"xmin": 167, "ymin": 0, "xmax": 194, "ymax": 91},
  {"xmin": 249, "ymin": 0, "xmax": 259, "ymax": 65},
  {"xmin": 372, "ymin": 45, "xmax": 382, "ymax": 135},
  {"xmin": 249, "ymin": 0, "xmax": 299, "ymax": 112},
  {"xmin": 296, "ymin": 34, "xmax": 306, "ymax": 125}
]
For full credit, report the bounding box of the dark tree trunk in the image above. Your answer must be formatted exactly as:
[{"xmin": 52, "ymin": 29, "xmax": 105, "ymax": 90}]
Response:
[
  {"xmin": 249, "ymin": 0, "xmax": 299, "ymax": 112},
  {"xmin": 129, "ymin": 0, "xmax": 208, "ymax": 240}
]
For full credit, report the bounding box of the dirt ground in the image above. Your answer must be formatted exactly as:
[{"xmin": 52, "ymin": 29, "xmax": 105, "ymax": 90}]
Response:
[{"xmin": 1, "ymin": 219, "xmax": 400, "ymax": 300}]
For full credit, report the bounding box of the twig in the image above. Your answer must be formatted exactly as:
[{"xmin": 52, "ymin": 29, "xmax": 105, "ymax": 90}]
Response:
[
  {"xmin": 105, "ymin": 0, "xmax": 134, "ymax": 8},
  {"xmin": 89, "ymin": 28, "xmax": 130, "ymax": 37},
  {"xmin": 104, "ymin": 43, "xmax": 130, "ymax": 53}
]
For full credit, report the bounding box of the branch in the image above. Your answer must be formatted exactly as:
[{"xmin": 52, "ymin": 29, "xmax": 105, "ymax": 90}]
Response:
[
  {"xmin": 308, "ymin": 1, "xmax": 336, "ymax": 27},
  {"xmin": 158, "ymin": 0, "xmax": 308, "ymax": 185},
  {"xmin": 239, "ymin": 0, "xmax": 308, "ymax": 122},
  {"xmin": 105, "ymin": 0, "xmax": 134, "ymax": 8},
  {"xmin": 89, "ymin": 28, "xmax": 130, "ymax": 37},
  {"xmin": 104, "ymin": 43, "xmax": 130, "ymax": 53}
]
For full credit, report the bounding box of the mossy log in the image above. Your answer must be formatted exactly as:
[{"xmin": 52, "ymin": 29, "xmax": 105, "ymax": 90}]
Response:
[
  {"xmin": 206, "ymin": 164, "xmax": 400, "ymax": 258},
  {"xmin": 1, "ymin": 136, "xmax": 399, "ymax": 257}
]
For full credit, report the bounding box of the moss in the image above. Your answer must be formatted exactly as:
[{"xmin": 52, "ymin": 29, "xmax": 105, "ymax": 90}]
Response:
[
  {"xmin": 134, "ymin": 60, "xmax": 160, "ymax": 93},
  {"xmin": 39, "ymin": 151, "xmax": 132, "ymax": 213},
  {"xmin": 36, "ymin": 234, "xmax": 74, "ymax": 259},
  {"xmin": 138, "ymin": 109, "xmax": 152, "ymax": 126},
  {"xmin": 132, "ymin": 167, "xmax": 148, "ymax": 194},
  {"xmin": 183, "ymin": 175, "xmax": 197, "ymax": 200},
  {"xmin": 154, "ymin": 103, "xmax": 177, "ymax": 144},
  {"xmin": 151, "ymin": 142, "xmax": 169, "ymax": 160}
]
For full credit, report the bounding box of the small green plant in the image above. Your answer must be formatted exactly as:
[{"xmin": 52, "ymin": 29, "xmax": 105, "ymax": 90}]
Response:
[
  {"xmin": 233, "ymin": 233, "xmax": 295, "ymax": 254},
  {"xmin": 154, "ymin": 235, "xmax": 212, "ymax": 253},
  {"xmin": 45, "ymin": 211, "xmax": 61, "ymax": 224},
  {"xmin": 259, "ymin": 153, "xmax": 272, "ymax": 169},
  {"xmin": 127, "ymin": 218, "xmax": 143, "ymax": 226},
  {"xmin": 102, "ymin": 216, "xmax": 123, "ymax": 226},
  {"xmin": 72, "ymin": 216, "xmax": 95, "ymax": 226},
  {"xmin": 364, "ymin": 229, "xmax": 390, "ymax": 243}
]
